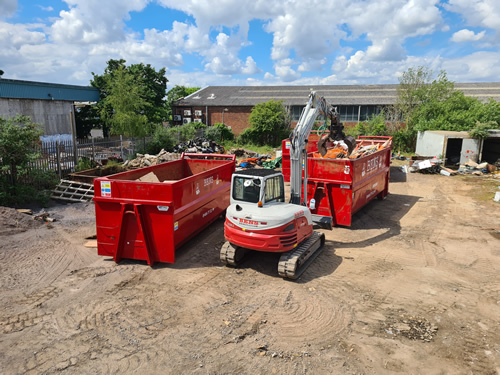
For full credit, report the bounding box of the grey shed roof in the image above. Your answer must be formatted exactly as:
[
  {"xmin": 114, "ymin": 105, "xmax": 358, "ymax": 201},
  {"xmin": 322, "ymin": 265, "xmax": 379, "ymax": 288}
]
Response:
[
  {"xmin": 0, "ymin": 78, "xmax": 100, "ymax": 102},
  {"xmin": 175, "ymin": 82, "xmax": 500, "ymax": 107}
]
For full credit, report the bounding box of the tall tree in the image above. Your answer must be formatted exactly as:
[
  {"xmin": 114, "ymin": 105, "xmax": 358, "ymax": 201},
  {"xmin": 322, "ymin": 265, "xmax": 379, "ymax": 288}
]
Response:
[
  {"xmin": 395, "ymin": 66, "xmax": 454, "ymax": 131},
  {"xmin": 166, "ymin": 85, "xmax": 200, "ymax": 121},
  {"xmin": 104, "ymin": 66, "xmax": 150, "ymax": 137},
  {"xmin": 86, "ymin": 59, "xmax": 168, "ymax": 137}
]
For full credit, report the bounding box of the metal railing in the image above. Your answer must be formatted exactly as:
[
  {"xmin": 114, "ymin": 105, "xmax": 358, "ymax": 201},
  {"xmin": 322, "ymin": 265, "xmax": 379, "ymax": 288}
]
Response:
[{"xmin": 1, "ymin": 136, "xmax": 146, "ymax": 184}]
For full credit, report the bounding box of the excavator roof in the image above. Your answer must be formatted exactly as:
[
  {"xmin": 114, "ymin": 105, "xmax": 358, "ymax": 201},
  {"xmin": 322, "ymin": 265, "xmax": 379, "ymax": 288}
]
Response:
[{"xmin": 234, "ymin": 169, "xmax": 281, "ymax": 177}]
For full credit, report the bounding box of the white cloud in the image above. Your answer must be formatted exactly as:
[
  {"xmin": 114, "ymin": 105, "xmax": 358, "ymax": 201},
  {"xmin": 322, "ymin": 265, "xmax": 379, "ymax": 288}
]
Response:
[
  {"xmin": 273, "ymin": 60, "xmax": 300, "ymax": 82},
  {"xmin": 1, "ymin": 0, "xmax": 499, "ymax": 87},
  {"xmin": 446, "ymin": 0, "xmax": 500, "ymax": 33},
  {"xmin": 443, "ymin": 51, "xmax": 500, "ymax": 81},
  {"xmin": 50, "ymin": 0, "xmax": 150, "ymax": 44},
  {"xmin": 451, "ymin": 29, "xmax": 486, "ymax": 42}
]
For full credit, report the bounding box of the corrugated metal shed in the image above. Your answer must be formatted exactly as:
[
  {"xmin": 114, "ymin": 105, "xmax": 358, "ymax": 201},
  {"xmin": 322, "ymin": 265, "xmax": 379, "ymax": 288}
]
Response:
[
  {"xmin": 176, "ymin": 82, "xmax": 500, "ymax": 107},
  {"xmin": 0, "ymin": 78, "xmax": 99, "ymax": 102}
]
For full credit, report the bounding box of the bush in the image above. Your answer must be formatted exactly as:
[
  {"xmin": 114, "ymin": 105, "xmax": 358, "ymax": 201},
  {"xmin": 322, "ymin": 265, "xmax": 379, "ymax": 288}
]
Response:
[
  {"xmin": 144, "ymin": 125, "xmax": 176, "ymax": 154},
  {"xmin": 390, "ymin": 128, "xmax": 417, "ymax": 153},
  {"xmin": 352, "ymin": 112, "xmax": 387, "ymax": 137},
  {"xmin": 0, "ymin": 168, "xmax": 59, "ymax": 206},
  {"xmin": 205, "ymin": 123, "xmax": 234, "ymax": 143},
  {"xmin": 75, "ymin": 157, "xmax": 97, "ymax": 172},
  {"xmin": 178, "ymin": 123, "xmax": 197, "ymax": 142},
  {"xmin": 247, "ymin": 100, "xmax": 291, "ymax": 146},
  {"xmin": 236, "ymin": 127, "xmax": 258, "ymax": 145}
]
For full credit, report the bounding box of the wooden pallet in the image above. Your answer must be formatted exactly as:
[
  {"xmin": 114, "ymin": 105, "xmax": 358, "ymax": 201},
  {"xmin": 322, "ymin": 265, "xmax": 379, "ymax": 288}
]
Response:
[{"xmin": 51, "ymin": 180, "xmax": 94, "ymax": 202}]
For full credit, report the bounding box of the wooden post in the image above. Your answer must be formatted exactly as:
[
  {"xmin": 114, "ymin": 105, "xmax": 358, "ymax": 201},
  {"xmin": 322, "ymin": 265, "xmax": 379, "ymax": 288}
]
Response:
[
  {"xmin": 70, "ymin": 110, "xmax": 78, "ymax": 166},
  {"xmin": 56, "ymin": 141, "xmax": 62, "ymax": 179}
]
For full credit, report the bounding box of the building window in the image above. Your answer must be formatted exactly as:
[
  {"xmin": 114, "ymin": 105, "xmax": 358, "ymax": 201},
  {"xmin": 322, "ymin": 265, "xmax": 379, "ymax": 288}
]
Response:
[
  {"xmin": 338, "ymin": 106, "xmax": 359, "ymax": 122},
  {"xmin": 290, "ymin": 106, "xmax": 304, "ymax": 121},
  {"xmin": 359, "ymin": 105, "xmax": 383, "ymax": 121}
]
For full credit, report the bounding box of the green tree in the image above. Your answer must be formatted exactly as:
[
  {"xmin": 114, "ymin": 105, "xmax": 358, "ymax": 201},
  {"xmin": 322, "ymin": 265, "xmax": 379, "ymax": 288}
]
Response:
[
  {"xmin": 103, "ymin": 67, "xmax": 151, "ymax": 137},
  {"xmin": 166, "ymin": 85, "xmax": 201, "ymax": 120},
  {"xmin": 0, "ymin": 115, "xmax": 42, "ymax": 185},
  {"xmin": 88, "ymin": 59, "xmax": 168, "ymax": 136},
  {"xmin": 395, "ymin": 67, "xmax": 454, "ymax": 131},
  {"xmin": 391, "ymin": 67, "xmax": 455, "ymax": 151},
  {"xmin": 74, "ymin": 105, "xmax": 96, "ymax": 138},
  {"xmin": 244, "ymin": 100, "xmax": 291, "ymax": 146}
]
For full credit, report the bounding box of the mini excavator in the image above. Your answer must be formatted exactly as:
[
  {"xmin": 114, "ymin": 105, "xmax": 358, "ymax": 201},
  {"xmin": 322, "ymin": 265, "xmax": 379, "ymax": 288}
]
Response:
[{"xmin": 220, "ymin": 91, "xmax": 355, "ymax": 279}]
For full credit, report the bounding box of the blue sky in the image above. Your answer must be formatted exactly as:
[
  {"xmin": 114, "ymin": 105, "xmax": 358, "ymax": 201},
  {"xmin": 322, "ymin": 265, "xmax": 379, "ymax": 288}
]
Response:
[{"xmin": 1, "ymin": 0, "xmax": 499, "ymax": 90}]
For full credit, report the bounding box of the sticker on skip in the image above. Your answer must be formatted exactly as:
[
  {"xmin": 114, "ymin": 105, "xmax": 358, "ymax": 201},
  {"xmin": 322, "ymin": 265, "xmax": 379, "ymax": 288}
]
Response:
[
  {"xmin": 174, "ymin": 221, "xmax": 179, "ymax": 231},
  {"xmin": 101, "ymin": 181, "xmax": 111, "ymax": 197}
]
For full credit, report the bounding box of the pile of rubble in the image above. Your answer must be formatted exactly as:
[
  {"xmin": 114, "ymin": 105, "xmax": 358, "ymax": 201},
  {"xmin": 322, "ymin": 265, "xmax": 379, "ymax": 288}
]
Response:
[
  {"xmin": 121, "ymin": 138, "xmax": 227, "ymax": 169},
  {"xmin": 123, "ymin": 149, "xmax": 181, "ymax": 169},
  {"xmin": 173, "ymin": 138, "xmax": 225, "ymax": 154},
  {"xmin": 406, "ymin": 157, "xmax": 498, "ymax": 176},
  {"xmin": 458, "ymin": 160, "xmax": 498, "ymax": 175}
]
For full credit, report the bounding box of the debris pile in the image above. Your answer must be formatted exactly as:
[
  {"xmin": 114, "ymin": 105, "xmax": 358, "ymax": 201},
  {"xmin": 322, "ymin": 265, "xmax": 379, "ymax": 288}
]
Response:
[
  {"xmin": 173, "ymin": 138, "xmax": 225, "ymax": 154},
  {"xmin": 458, "ymin": 160, "xmax": 498, "ymax": 175},
  {"xmin": 229, "ymin": 148, "xmax": 258, "ymax": 158},
  {"xmin": 227, "ymin": 148, "xmax": 282, "ymax": 169},
  {"xmin": 406, "ymin": 157, "xmax": 498, "ymax": 176},
  {"xmin": 123, "ymin": 149, "xmax": 181, "ymax": 169},
  {"xmin": 312, "ymin": 138, "xmax": 391, "ymax": 159}
]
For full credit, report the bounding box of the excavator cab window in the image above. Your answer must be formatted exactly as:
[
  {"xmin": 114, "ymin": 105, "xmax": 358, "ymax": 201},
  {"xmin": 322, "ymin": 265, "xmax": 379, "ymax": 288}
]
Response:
[
  {"xmin": 232, "ymin": 176, "xmax": 261, "ymax": 203},
  {"xmin": 264, "ymin": 175, "xmax": 284, "ymax": 203}
]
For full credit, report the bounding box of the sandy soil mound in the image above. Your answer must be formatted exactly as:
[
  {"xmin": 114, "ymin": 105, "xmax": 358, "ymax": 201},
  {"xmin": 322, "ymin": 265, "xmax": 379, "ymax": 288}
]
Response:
[{"xmin": 0, "ymin": 207, "xmax": 42, "ymax": 236}]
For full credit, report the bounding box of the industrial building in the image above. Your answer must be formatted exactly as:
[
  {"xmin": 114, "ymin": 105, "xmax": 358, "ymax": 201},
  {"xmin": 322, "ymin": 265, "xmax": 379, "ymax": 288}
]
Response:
[
  {"xmin": 172, "ymin": 83, "xmax": 500, "ymax": 135},
  {"xmin": 0, "ymin": 78, "xmax": 99, "ymax": 136}
]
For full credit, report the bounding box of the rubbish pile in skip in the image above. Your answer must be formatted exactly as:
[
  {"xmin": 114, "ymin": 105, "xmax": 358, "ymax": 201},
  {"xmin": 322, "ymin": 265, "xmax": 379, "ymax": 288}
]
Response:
[{"xmin": 312, "ymin": 137, "xmax": 392, "ymax": 159}]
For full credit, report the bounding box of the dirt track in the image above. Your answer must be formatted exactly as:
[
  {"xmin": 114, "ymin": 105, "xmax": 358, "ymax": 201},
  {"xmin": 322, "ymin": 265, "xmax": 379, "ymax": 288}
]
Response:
[{"xmin": 1, "ymin": 165, "xmax": 499, "ymax": 374}]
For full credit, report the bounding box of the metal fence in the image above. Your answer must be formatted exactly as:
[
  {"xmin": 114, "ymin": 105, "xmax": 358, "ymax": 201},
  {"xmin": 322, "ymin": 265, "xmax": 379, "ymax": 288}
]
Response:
[
  {"xmin": 40, "ymin": 136, "xmax": 148, "ymax": 178},
  {"xmin": 2, "ymin": 128, "xmax": 207, "ymax": 185},
  {"xmin": 0, "ymin": 136, "xmax": 147, "ymax": 185}
]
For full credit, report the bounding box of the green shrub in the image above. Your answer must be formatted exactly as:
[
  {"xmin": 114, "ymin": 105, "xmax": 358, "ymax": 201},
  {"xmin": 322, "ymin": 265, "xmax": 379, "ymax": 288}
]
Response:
[
  {"xmin": 144, "ymin": 125, "xmax": 176, "ymax": 154},
  {"xmin": 205, "ymin": 123, "xmax": 234, "ymax": 143},
  {"xmin": 75, "ymin": 157, "xmax": 97, "ymax": 172},
  {"xmin": 247, "ymin": 100, "xmax": 291, "ymax": 146},
  {"xmin": 192, "ymin": 122, "xmax": 207, "ymax": 130},
  {"xmin": 469, "ymin": 121, "xmax": 499, "ymax": 139},
  {"xmin": 179, "ymin": 123, "xmax": 197, "ymax": 142},
  {"xmin": 0, "ymin": 168, "xmax": 59, "ymax": 206}
]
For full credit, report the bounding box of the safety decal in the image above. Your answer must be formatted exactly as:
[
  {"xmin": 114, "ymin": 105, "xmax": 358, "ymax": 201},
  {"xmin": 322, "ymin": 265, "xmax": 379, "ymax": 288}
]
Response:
[{"xmin": 101, "ymin": 181, "xmax": 111, "ymax": 197}]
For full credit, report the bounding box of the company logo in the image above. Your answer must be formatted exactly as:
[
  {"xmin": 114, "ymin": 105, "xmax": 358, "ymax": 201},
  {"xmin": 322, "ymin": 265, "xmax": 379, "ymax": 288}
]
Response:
[
  {"xmin": 294, "ymin": 210, "xmax": 304, "ymax": 218},
  {"xmin": 204, "ymin": 176, "xmax": 214, "ymax": 186},
  {"xmin": 202, "ymin": 207, "xmax": 215, "ymax": 218},
  {"xmin": 239, "ymin": 218, "xmax": 259, "ymax": 226}
]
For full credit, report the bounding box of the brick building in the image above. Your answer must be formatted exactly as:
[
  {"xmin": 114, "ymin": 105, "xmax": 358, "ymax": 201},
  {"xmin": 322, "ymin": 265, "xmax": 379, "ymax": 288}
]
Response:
[{"xmin": 172, "ymin": 83, "xmax": 500, "ymax": 135}]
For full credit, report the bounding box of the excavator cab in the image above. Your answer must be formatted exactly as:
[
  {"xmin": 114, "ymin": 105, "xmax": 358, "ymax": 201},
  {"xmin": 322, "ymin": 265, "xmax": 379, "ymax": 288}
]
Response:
[{"xmin": 231, "ymin": 169, "xmax": 285, "ymax": 206}]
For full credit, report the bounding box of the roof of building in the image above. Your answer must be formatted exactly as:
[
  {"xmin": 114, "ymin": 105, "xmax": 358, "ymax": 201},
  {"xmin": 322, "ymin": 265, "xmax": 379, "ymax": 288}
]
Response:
[
  {"xmin": 0, "ymin": 78, "xmax": 100, "ymax": 102},
  {"xmin": 175, "ymin": 82, "xmax": 500, "ymax": 107}
]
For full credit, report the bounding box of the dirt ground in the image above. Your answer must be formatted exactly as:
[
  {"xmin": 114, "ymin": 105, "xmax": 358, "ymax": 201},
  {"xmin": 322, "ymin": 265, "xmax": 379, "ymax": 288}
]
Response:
[{"xmin": 1, "ymin": 164, "xmax": 499, "ymax": 375}]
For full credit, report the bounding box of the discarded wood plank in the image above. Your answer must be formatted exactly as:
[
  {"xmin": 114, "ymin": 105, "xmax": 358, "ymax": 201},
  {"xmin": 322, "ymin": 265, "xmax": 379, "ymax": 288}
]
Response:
[
  {"xmin": 84, "ymin": 240, "xmax": 98, "ymax": 248},
  {"xmin": 16, "ymin": 209, "xmax": 33, "ymax": 215}
]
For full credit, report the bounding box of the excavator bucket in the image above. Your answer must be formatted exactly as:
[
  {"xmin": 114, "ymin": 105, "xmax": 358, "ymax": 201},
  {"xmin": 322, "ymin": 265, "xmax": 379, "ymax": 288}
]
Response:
[{"xmin": 317, "ymin": 134, "xmax": 356, "ymax": 157}]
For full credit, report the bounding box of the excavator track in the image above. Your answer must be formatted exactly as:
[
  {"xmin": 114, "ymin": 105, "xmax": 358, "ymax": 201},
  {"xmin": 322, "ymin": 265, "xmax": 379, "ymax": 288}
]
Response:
[
  {"xmin": 278, "ymin": 231, "xmax": 325, "ymax": 280},
  {"xmin": 220, "ymin": 241, "xmax": 249, "ymax": 266}
]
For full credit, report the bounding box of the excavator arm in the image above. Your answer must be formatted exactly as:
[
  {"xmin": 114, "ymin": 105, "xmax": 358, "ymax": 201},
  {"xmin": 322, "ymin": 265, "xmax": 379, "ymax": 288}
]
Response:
[{"xmin": 289, "ymin": 91, "xmax": 355, "ymax": 206}]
